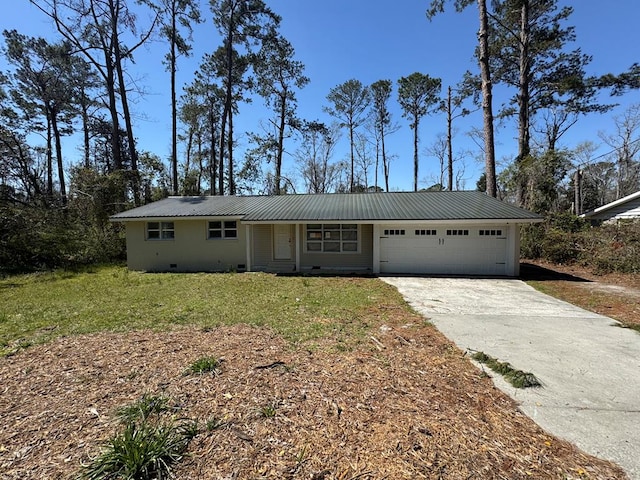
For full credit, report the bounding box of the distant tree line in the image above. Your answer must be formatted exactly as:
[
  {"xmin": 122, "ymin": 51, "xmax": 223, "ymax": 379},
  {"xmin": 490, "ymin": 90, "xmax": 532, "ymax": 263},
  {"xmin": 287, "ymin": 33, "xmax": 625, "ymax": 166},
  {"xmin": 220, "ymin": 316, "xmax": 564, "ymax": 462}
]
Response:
[{"xmin": 0, "ymin": 0, "xmax": 638, "ymax": 272}]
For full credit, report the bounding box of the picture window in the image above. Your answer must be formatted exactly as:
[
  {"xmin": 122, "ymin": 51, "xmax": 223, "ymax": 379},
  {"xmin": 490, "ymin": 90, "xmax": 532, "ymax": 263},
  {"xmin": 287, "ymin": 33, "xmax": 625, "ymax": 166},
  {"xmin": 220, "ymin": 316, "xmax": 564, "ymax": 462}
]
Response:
[{"xmin": 306, "ymin": 224, "xmax": 358, "ymax": 253}]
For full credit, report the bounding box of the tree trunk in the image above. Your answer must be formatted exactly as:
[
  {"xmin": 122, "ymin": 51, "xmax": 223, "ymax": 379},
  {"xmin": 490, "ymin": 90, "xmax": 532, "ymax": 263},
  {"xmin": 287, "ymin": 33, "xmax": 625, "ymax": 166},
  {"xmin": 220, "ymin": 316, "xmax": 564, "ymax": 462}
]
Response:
[
  {"xmin": 573, "ymin": 169, "xmax": 582, "ymax": 215},
  {"xmin": 224, "ymin": 28, "xmax": 234, "ymax": 196},
  {"xmin": 51, "ymin": 111, "xmax": 67, "ymax": 205},
  {"xmin": 170, "ymin": 1, "xmax": 178, "ymax": 196},
  {"xmin": 209, "ymin": 103, "xmax": 218, "ymax": 195},
  {"xmin": 185, "ymin": 128, "xmax": 193, "ymax": 192},
  {"xmin": 114, "ymin": 30, "xmax": 140, "ymax": 205},
  {"xmin": 413, "ymin": 117, "xmax": 419, "ymax": 192},
  {"xmin": 218, "ymin": 100, "xmax": 228, "ymax": 195},
  {"xmin": 275, "ymin": 91, "xmax": 287, "ymax": 195},
  {"xmin": 81, "ymin": 92, "xmax": 91, "ymax": 169},
  {"xmin": 196, "ymin": 136, "xmax": 203, "ymax": 194},
  {"xmin": 374, "ymin": 136, "xmax": 379, "ymax": 191},
  {"xmin": 516, "ymin": 0, "xmax": 531, "ymax": 207},
  {"xmin": 447, "ymin": 86, "xmax": 453, "ymax": 191},
  {"xmin": 46, "ymin": 113, "xmax": 53, "ymax": 197},
  {"xmin": 105, "ymin": 58, "xmax": 122, "ymax": 172},
  {"xmin": 477, "ymin": 0, "xmax": 497, "ymax": 198},
  {"xmin": 381, "ymin": 123, "xmax": 389, "ymax": 192},
  {"xmin": 349, "ymin": 123, "xmax": 355, "ymax": 193},
  {"xmin": 227, "ymin": 99, "xmax": 235, "ymax": 195}
]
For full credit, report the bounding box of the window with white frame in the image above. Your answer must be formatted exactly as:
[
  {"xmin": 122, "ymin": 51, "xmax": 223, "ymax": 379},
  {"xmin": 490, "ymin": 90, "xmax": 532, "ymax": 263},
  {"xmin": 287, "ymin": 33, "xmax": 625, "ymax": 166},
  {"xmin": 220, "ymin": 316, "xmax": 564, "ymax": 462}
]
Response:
[
  {"xmin": 147, "ymin": 221, "xmax": 174, "ymax": 240},
  {"xmin": 208, "ymin": 220, "xmax": 238, "ymax": 239},
  {"xmin": 306, "ymin": 224, "xmax": 358, "ymax": 253}
]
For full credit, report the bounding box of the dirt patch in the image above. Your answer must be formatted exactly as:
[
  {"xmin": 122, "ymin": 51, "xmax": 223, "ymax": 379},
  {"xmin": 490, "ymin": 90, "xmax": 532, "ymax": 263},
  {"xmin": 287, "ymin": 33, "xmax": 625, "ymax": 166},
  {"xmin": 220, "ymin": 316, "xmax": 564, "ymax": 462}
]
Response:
[{"xmin": 0, "ymin": 318, "xmax": 627, "ymax": 479}]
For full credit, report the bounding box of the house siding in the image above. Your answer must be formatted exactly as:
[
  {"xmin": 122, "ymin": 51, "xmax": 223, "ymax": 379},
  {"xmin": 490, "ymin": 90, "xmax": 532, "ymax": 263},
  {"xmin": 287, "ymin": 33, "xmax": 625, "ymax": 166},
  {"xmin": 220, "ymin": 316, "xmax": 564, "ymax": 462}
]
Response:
[
  {"xmin": 125, "ymin": 220, "xmax": 246, "ymax": 272},
  {"xmin": 298, "ymin": 224, "xmax": 373, "ymax": 272},
  {"xmin": 590, "ymin": 197, "xmax": 640, "ymax": 222}
]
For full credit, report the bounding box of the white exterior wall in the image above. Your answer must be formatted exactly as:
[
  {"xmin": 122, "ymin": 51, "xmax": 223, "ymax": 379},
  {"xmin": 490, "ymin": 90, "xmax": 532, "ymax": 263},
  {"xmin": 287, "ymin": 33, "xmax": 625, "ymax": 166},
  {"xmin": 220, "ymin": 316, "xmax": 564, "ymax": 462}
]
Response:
[
  {"xmin": 590, "ymin": 197, "xmax": 640, "ymax": 223},
  {"xmin": 125, "ymin": 220, "xmax": 246, "ymax": 272}
]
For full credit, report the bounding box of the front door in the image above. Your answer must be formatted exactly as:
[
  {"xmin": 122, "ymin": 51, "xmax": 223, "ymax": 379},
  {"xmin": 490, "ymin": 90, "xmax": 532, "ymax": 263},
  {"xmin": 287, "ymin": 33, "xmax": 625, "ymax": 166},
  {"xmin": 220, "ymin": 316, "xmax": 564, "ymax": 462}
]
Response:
[{"xmin": 273, "ymin": 224, "xmax": 292, "ymax": 260}]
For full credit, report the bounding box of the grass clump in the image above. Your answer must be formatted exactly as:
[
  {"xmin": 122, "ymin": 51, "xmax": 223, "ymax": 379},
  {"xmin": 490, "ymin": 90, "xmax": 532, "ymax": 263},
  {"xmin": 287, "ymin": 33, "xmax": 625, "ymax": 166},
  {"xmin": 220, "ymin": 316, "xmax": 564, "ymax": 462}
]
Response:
[
  {"xmin": 614, "ymin": 323, "xmax": 640, "ymax": 334},
  {"xmin": 80, "ymin": 421, "xmax": 193, "ymax": 480},
  {"xmin": 116, "ymin": 394, "xmax": 172, "ymax": 424},
  {"xmin": 258, "ymin": 401, "xmax": 280, "ymax": 418},
  {"xmin": 81, "ymin": 395, "xmax": 197, "ymax": 480},
  {"xmin": 471, "ymin": 351, "xmax": 542, "ymax": 389},
  {"xmin": 259, "ymin": 402, "xmax": 278, "ymax": 418},
  {"xmin": 185, "ymin": 356, "xmax": 221, "ymax": 375}
]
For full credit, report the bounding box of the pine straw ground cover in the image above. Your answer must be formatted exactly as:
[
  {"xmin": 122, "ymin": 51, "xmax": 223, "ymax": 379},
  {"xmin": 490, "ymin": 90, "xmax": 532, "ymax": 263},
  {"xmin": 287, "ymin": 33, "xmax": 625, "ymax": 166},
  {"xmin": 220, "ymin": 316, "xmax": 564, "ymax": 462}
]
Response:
[
  {"xmin": 522, "ymin": 260, "xmax": 640, "ymax": 330},
  {"xmin": 0, "ymin": 270, "xmax": 628, "ymax": 479}
]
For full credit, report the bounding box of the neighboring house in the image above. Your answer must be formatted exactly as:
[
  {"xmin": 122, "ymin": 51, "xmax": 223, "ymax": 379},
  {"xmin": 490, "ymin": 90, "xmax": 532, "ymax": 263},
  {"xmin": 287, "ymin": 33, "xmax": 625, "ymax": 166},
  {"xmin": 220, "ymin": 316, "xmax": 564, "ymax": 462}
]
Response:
[
  {"xmin": 110, "ymin": 191, "xmax": 542, "ymax": 276},
  {"xmin": 580, "ymin": 190, "xmax": 640, "ymax": 223}
]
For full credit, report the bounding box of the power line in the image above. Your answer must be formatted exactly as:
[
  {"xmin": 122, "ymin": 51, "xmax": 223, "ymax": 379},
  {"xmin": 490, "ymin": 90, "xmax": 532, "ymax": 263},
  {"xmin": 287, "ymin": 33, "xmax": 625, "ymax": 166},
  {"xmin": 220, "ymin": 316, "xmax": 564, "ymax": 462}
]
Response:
[{"xmin": 574, "ymin": 137, "xmax": 640, "ymax": 169}]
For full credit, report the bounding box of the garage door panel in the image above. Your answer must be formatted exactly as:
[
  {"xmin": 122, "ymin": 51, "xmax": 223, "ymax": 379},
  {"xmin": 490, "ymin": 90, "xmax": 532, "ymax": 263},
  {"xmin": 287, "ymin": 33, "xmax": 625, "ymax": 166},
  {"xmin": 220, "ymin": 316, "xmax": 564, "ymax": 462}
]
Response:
[{"xmin": 380, "ymin": 225, "xmax": 508, "ymax": 275}]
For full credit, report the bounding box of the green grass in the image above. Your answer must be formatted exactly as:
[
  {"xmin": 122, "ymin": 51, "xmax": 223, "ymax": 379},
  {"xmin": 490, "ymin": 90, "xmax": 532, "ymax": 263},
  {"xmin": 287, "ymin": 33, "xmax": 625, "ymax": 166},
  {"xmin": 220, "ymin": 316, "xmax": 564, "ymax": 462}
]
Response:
[
  {"xmin": 185, "ymin": 356, "xmax": 221, "ymax": 375},
  {"xmin": 0, "ymin": 266, "xmax": 404, "ymax": 354}
]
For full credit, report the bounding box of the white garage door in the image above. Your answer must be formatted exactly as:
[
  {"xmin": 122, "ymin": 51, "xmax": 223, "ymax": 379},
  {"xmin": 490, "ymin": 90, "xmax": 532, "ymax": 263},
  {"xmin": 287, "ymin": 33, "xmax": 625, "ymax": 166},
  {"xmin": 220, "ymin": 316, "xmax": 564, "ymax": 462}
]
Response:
[{"xmin": 379, "ymin": 225, "xmax": 508, "ymax": 275}]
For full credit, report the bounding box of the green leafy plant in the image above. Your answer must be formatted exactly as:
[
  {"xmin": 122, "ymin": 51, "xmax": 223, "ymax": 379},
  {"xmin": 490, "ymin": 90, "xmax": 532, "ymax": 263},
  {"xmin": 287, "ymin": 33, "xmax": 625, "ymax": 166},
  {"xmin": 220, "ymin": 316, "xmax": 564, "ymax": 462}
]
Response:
[
  {"xmin": 259, "ymin": 402, "xmax": 278, "ymax": 418},
  {"xmin": 471, "ymin": 351, "xmax": 542, "ymax": 389},
  {"xmin": 81, "ymin": 395, "xmax": 197, "ymax": 480},
  {"xmin": 185, "ymin": 356, "xmax": 221, "ymax": 375},
  {"xmin": 116, "ymin": 394, "xmax": 171, "ymax": 424},
  {"xmin": 80, "ymin": 420, "xmax": 191, "ymax": 480}
]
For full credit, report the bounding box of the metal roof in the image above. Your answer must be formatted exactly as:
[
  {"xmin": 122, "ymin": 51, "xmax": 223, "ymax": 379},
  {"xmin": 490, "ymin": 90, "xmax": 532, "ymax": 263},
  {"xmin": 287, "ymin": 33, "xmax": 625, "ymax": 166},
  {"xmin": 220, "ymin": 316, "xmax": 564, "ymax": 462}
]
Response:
[{"xmin": 110, "ymin": 191, "xmax": 543, "ymax": 222}]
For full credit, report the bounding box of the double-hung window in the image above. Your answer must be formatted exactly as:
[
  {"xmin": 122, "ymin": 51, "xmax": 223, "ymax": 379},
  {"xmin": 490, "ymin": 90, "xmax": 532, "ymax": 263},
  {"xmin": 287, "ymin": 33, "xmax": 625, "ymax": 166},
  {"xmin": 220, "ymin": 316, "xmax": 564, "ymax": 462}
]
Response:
[
  {"xmin": 147, "ymin": 222, "xmax": 174, "ymax": 240},
  {"xmin": 306, "ymin": 224, "xmax": 358, "ymax": 253},
  {"xmin": 208, "ymin": 220, "xmax": 238, "ymax": 239}
]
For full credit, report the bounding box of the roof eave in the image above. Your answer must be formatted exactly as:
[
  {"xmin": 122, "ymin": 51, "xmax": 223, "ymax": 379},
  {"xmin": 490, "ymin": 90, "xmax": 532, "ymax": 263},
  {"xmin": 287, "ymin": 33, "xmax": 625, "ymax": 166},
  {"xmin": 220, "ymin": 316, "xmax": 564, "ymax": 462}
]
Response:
[{"xmin": 581, "ymin": 190, "xmax": 640, "ymax": 217}]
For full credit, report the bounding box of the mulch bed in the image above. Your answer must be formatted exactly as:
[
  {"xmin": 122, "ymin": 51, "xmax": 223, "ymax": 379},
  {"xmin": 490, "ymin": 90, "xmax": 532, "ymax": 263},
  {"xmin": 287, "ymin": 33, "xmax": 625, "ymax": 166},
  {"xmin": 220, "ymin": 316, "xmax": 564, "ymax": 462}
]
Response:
[{"xmin": 0, "ymin": 316, "xmax": 627, "ymax": 479}]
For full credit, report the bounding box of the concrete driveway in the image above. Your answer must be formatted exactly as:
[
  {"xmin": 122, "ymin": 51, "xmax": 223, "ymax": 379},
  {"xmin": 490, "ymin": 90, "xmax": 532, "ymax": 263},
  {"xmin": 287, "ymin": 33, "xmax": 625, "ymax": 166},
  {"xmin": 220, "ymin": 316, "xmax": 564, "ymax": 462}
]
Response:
[{"xmin": 382, "ymin": 277, "xmax": 640, "ymax": 480}]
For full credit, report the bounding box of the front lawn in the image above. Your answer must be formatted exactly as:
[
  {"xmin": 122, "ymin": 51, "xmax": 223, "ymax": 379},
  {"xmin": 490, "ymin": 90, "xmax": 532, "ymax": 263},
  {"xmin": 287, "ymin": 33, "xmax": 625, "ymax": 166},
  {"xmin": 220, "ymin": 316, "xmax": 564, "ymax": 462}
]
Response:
[
  {"xmin": 0, "ymin": 266, "xmax": 627, "ymax": 479},
  {"xmin": 0, "ymin": 266, "xmax": 398, "ymax": 355}
]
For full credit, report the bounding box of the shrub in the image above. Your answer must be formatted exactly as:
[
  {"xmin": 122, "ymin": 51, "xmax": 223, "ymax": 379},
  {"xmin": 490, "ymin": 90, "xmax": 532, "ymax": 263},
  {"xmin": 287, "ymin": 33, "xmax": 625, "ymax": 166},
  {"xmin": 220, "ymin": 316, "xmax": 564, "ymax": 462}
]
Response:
[
  {"xmin": 521, "ymin": 215, "xmax": 640, "ymax": 274},
  {"xmin": 540, "ymin": 229, "xmax": 580, "ymax": 264}
]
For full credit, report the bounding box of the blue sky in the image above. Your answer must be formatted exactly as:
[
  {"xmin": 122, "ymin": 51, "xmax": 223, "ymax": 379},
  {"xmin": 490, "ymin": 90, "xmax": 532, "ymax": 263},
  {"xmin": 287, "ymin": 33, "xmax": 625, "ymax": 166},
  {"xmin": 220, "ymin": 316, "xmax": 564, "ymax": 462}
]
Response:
[{"xmin": 2, "ymin": 0, "xmax": 639, "ymax": 192}]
